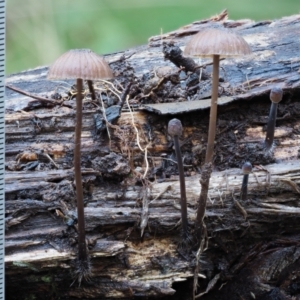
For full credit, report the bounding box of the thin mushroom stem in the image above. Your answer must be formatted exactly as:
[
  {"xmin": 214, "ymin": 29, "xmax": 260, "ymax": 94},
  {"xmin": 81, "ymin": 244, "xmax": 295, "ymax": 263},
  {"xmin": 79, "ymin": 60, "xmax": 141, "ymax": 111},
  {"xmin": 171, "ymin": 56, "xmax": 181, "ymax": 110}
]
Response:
[
  {"xmin": 240, "ymin": 162, "xmax": 252, "ymax": 201},
  {"xmin": 168, "ymin": 119, "xmax": 188, "ymax": 240},
  {"xmin": 87, "ymin": 80, "xmax": 96, "ymax": 101},
  {"xmin": 264, "ymin": 103, "xmax": 278, "ymax": 150},
  {"xmin": 205, "ymin": 54, "xmax": 220, "ymax": 163},
  {"xmin": 173, "ymin": 135, "xmax": 188, "ymax": 238},
  {"xmin": 196, "ymin": 54, "xmax": 219, "ymax": 241},
  {"xmin": 74, "ymin": 78, "xmax": 89, "ymax": 269},
  {"xmin": 241, "ymin": 175, "xmax": 249, "ymax": 200},
  {"xmin": 264, "ymin": 87, "xmax": 283, "ymax": 150}
]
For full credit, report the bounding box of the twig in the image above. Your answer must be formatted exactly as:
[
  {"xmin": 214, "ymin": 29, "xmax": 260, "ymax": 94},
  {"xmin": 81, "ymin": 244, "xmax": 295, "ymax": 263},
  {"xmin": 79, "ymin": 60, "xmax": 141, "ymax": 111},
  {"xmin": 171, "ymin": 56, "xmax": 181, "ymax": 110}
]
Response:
[
  {"xmin": 149, "ymin": 184, "xmax": 173, "ymax": 204},
  {"xmin": 43, "ymin": 153, "xmax": 59, "ymax": 169},
  {"xmin": 6, "ymin": 84, "xmax": 71, "ymax": 108}
]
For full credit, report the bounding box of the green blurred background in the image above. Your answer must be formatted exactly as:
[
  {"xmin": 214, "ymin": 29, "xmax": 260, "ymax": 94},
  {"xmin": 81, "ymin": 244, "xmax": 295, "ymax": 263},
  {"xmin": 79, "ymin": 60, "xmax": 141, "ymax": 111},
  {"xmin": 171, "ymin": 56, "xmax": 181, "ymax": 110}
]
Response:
[{"xmin": 7, "ymin": 0, "xmax": 299, "ymax": 75}]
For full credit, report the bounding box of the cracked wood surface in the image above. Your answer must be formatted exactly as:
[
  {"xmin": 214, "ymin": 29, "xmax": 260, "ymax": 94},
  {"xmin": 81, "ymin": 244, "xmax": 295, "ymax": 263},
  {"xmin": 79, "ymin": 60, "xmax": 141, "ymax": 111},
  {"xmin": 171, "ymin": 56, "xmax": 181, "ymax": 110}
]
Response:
[{"xmin": 5, "ymin": 11, "xmax": 300, "ymax": 300}]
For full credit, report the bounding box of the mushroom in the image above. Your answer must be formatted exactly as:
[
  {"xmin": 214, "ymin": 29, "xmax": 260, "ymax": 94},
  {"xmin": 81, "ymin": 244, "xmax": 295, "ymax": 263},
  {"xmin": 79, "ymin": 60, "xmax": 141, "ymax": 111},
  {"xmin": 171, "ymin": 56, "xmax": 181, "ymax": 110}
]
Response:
[
  {"xmin": 48, "ymin": 49, "xmax": 113, "ymax": 101},
  {"xmin": 48, "ymin": 49, "xmax": 113, "ymax": 280},
  {"xmin": 240, "ymin": 162, "xmax": 252, "ymax": 201},
  {"xmin": 184, "ymin": 28, "xmax": 251, "ymax": 240},
  {"xmin": 168, "ymin": 118, "xmax": 188, "ymax": 240},
  {"xmin": 264, "ymin": 87, "xmax": 283, "ymax": 150},
  {"xmin": 184, "ymin": 28, "xmax": 252, "ymax": 163}
]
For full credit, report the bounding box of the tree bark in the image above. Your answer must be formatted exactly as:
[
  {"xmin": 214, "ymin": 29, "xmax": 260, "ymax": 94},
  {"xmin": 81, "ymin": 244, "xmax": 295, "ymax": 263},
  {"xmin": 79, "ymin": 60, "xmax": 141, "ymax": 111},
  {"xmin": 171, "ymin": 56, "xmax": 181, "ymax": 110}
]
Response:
[{"xmin": 5, "ymin": 11, "xmax": 300, "ymax": 300}]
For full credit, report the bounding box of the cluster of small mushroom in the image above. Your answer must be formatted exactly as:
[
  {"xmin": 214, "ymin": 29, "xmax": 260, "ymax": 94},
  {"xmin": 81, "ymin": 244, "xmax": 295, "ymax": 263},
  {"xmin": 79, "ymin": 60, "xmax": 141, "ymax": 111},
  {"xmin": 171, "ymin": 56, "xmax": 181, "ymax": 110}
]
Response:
[
  {"xmin": 168, "ymin": 28, "xmax": 284, "ymax": 241},
  {"xmin": 47, "ymin": 27, "xmax": 284, "ymax": 279}
]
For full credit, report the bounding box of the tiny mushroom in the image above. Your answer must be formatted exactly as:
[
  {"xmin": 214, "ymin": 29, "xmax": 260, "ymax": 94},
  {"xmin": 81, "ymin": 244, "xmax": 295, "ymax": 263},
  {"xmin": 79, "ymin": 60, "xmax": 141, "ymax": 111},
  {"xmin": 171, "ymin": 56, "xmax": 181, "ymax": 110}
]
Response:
[
  {"xmin": 240, "ymin": 162, "xmax": 252, "ymax": 201},
  {"xmin": 168, "ymin": 118, "xmax": 188, "ymax": 240},
  {"xmin": 184, "ymin": 28, "xmax": 252, "ymax": 163},
  {"xmin": 48, "ymin": 49, "xmax": 113, "ymax": 280},
  {"xmin": 184, "ymin": 29, "xmax": 251, "ymax": 240},
  {"xmin": 264, "ymin": 87, "xmax": 283, "ymax": 150}
]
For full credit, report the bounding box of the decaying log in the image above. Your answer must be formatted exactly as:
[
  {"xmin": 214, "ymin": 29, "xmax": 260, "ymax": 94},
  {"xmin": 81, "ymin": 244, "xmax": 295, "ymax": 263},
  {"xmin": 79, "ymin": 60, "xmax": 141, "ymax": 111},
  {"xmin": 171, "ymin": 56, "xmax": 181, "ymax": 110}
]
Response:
[{"xmin": 5, "ymin": 11, "xmax": 300, "ymax": 300}]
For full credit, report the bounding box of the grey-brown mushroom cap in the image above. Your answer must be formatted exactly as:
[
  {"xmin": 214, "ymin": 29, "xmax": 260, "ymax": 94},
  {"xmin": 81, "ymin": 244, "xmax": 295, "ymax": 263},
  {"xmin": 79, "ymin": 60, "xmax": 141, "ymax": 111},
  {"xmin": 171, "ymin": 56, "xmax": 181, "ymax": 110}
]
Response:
[
  {"xmin": 242, "ymin": 162, "xmax": 252, "ymax": 174},
  {"xmin": 183, "ymin": 28, "xmax": 252, "ymax": 58},
  {"xmin": 47, "ymin": 49, "xmax": 114, "ymax": 80},
  {"xmin": 168, "ymin": 118, "xmax": 183, "ymax": 137}
]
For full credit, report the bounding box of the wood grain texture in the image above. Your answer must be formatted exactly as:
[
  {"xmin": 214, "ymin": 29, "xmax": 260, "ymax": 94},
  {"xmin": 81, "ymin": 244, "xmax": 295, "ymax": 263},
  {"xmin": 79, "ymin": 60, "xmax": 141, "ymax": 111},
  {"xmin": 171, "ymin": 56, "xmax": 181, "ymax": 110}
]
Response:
[{"xmin": 5, "ymin": 11, "xmax": 300, "ymax": 300}]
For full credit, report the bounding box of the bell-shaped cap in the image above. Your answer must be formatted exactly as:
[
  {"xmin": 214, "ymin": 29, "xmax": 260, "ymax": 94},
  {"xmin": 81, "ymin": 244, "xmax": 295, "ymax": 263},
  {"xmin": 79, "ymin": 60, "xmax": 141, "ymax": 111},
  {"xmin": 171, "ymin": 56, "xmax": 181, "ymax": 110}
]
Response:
[
  {"xmin": 242, "ymin": 162, "xmax": 252, "ymax": 175},
  {"xmin": 184, "ymin": 28, "xmax": 252, "ymax": 58},
  {"xmin": 48, "ymin": 49, "xmax": 113, "ymax": 80},
  {"xmin": 270, "ymin": 87, "xmax": 283, "ymax": 104},
  {"xmin": 168, "ymin": 118, "xmax": 183, "ymax": 137}
]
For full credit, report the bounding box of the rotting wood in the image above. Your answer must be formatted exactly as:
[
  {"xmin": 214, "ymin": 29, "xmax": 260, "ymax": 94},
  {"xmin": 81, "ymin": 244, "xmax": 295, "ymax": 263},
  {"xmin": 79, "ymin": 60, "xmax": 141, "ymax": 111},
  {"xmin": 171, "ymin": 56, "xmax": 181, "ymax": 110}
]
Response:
[
  {"xmin": 6, "ymin": 160, "xmax": 300, "ymax": 205},
  {"xmin": 141, "ymin": 96, "xmax": 235, "ymax": 115},
  {"xmin": 5, "ymin": 11, "xmax": 300, "ymax": 300}
]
